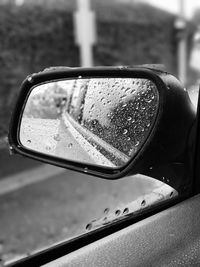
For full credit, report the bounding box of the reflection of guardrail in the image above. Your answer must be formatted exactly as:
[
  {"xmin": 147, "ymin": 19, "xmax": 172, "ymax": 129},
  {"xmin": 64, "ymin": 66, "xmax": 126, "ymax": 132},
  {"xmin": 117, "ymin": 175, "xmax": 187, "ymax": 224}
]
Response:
[
  {"xmin": 63, "ymin": 113, "xmax": 130, "ymax": 165},
  {"xmin": 62, "ymin": 114, "xmax": 115, "ymax": 167}
]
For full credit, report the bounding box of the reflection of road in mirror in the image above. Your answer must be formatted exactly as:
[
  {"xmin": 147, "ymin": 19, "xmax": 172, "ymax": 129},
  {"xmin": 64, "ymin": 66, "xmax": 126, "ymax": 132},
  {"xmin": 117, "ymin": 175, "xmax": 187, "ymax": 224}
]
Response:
[
  {"xmin": 54, "ymin": 118, "xmax": 116, "ymax": 167},
  {"xmin": 20, "ymin": 117, "xmax": 117, "ymax": 168},
  {"xmin": 20, "ymin": 118, "xmax": 60, "ymax": 154}
]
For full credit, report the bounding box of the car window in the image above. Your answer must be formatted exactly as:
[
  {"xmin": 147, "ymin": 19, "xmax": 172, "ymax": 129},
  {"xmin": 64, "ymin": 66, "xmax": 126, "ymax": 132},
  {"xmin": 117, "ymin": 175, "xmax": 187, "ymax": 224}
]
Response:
[{"xmin": 0, "ymin": 0, "xmax": 200, "ymax": 264}]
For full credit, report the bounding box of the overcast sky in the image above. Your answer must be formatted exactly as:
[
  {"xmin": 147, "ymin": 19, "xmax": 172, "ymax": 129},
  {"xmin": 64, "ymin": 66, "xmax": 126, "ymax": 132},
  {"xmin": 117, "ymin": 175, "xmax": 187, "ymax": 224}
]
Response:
[{"xmin": 144, "ymin": 0, "xmax": 200, "ymax": 18}]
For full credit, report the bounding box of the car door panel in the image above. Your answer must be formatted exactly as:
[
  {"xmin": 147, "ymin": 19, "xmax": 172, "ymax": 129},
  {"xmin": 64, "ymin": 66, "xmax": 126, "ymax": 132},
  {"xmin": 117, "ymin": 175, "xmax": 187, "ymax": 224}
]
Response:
[{"xmin": 41, "ymin": 194, "xmax": 200, "ymax": 267}]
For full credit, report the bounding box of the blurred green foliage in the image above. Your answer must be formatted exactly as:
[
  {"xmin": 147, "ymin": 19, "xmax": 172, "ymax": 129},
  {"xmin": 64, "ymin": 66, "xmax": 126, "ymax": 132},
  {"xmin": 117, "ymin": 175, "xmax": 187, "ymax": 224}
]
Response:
[{"xmin": 0, "ymin": 2, "xmax": 194, "ymax": 137}]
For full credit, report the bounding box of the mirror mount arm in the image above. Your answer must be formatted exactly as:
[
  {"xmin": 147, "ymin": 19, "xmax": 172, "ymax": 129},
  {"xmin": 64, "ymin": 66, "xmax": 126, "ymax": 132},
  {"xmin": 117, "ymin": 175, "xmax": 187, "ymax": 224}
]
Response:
[{"xmin": 140, "ymin": 162, "xmax": 190, "ymax": 195}]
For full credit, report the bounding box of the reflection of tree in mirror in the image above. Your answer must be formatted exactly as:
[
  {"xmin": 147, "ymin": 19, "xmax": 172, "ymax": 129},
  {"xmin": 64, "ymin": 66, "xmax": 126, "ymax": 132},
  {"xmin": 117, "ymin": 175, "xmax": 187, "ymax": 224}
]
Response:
[{"xmin": 23, "ymin": 82, "xmax": 69, "ymax": 119}]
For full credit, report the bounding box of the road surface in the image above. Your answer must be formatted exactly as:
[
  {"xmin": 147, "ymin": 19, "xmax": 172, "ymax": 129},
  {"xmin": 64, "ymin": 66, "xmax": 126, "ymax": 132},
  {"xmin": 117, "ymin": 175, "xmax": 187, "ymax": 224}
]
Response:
[{"xmin": 20, "ymin": 116, "xmax": 116, "ymax": 167}]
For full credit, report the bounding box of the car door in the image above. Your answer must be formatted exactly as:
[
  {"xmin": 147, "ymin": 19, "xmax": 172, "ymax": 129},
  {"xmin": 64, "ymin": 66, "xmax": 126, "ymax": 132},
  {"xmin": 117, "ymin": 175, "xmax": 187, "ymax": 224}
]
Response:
[{"xmin": 5, "ymin": 66, "xmax": 200, "ymax": 266}]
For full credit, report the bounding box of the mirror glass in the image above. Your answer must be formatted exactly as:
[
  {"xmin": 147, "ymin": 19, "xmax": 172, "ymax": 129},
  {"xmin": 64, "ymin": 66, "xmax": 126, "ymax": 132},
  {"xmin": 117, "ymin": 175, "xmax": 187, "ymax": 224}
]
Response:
[{"xmin": 19, "ymin": 78, "xmax": 159, "ymax": 168}]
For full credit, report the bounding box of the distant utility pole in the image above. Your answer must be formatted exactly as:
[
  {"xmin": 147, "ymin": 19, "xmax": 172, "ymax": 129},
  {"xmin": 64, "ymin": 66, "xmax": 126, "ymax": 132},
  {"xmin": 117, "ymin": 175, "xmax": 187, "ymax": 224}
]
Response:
[
  {"xmin": 175, "ymin": 0, "xmax": 187, "ymax": 85},
  {"xmin": 74, "ymin": 0, "xmax": 96, "ymax": 67}
]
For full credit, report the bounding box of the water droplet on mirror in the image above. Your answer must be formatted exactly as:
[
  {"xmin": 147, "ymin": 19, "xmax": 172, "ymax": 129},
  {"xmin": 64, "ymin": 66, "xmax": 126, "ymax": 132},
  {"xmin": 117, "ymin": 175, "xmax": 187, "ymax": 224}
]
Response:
[
  {"xmin": 27, "ymin": 139, "xmax": 31, "ymax": 143},
  {"xmin": 46, "ymin": 145, "xmax": 52, "ymax": 151},
  {"xmin": 123, "ymin": 129, "xmax": 128, "ymax": 135},
  {"xmin": 125, "ymin": 87, "xmax": 130, "ymax": 92},
  {"xmin": 53, "ymin": 134, "xmax": 61, "ymax": 142},
  {"xmin": 68, "ymin": 143, "xmax": 73, "ymax": 148},
  {"xmin": 135, "ymin": 141, "xmax": 140, "ymax": 146}
]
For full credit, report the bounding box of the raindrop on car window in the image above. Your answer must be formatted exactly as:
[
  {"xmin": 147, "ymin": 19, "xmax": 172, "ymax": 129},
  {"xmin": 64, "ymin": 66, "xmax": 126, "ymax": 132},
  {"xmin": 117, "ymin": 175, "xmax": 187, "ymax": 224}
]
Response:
[
  {"xmin": 86, "ymin": 223, "xmax": 92, "ymax": 231},
  {"xmin": 104, "ymin": 208, "xmax": 110, "ymax": 214},
  {"xmin": 115, "ymin": 209, "xmax": 121, "ymax": 216},
  {"xmin": 84, "ymin": 167, "xmax": 88, "ymax": 173},
  {"xmin": 123, "ymin": 208, "xmax": 129, "ymax": 215}
]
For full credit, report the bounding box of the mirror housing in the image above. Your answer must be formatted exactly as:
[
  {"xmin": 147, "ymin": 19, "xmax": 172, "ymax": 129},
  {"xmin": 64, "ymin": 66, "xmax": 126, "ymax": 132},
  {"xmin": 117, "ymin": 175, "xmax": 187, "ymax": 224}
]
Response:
[{"xmin": 8, "ymin": 66, "xmax": 196, "ymax": 192}]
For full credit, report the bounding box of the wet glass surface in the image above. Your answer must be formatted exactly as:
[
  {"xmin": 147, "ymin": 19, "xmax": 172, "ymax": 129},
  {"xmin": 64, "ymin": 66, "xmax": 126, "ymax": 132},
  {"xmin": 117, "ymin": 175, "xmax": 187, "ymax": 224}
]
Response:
[{"xmin": 20, "ymin": 78, "xmax": 159, "ymax": 168}]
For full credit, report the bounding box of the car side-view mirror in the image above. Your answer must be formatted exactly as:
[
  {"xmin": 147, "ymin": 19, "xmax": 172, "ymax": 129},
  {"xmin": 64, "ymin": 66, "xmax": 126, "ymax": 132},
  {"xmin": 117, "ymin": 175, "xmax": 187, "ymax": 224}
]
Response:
[
  {"xmin": 9, "ymin": 67, "xmax": 196, "ymax": 192},
  {"xmin": 19, "ymin": 77, "xmax": 159, "ymax": 168}
]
